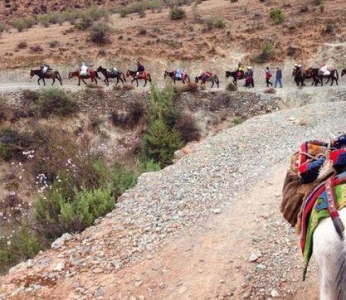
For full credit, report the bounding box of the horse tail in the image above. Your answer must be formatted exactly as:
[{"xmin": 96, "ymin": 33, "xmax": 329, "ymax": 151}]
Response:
[{"xmin": 335, "ymin": 69, "xmax": 339, "ymax": 81}]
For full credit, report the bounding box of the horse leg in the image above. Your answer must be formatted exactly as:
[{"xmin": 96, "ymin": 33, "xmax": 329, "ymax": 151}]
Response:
[
  {"xmin": 143, "ymin": 79, "xmax": 147, "ymax": 87},
  {"xmin": 51, "ymin": 78, "xmax": 55, "ymax": 86},
  {"xmin": 42, "ymin": 78, "xmax": 46, "ymax": 86},
  {"xmin": 211, "ymin": 81, "xmax": 214, "ymax": 88},
  {"xmin": 37, "ymin": 78, "xmax": 40, "ymax": 85}
]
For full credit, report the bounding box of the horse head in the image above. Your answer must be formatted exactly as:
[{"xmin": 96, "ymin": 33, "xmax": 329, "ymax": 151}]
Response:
[
  {"xmin": 96, "ymin": 66, "xmax": 103, "ymax": 72},
  {"xmin": 30, "ymin": 70, "xmax": 36, "ymax": 78}
]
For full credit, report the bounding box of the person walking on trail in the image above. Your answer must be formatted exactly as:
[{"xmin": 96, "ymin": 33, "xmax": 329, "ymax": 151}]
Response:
[
  {"xmin": 274, "ymin": 66, "xmax": 283, "ymax": 88},
  {"xmin": 265, "ymin": 67, "xmax": 273, "ymax": 87}
]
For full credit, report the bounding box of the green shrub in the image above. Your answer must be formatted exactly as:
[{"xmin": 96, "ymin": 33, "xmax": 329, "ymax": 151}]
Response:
[
  {"xmin": 214, "ymin": 19, "xmax": 226, "ymax": 29},
  {"xmin": 232, "ymin": 116, "xmax": 243, "ymax": 125},
  {"xmin": 10, "ymin": 18, "xmax": 27, "ymax": 32},
  {"xmin": 75, "ymin": 15, "xmax": 94, "ymax": 30},
  {"xmin": 269, "ymin": 9, "xmax": 284, "ymax": 24},
  {"xmin": 89, "ymin": 22, "xmax": 111, "ymax": 44},
  {"xmin": 119, "ymin": 8, "xmax": 129, "ymax": 18},
  {"xmin": 0, "ymin": 128, "xmax": 33, "ymax": 161},
  {"xmin": 143, "ymin": 119, "xmax": 183, "ymax": 167},
  {"xmin": 149, "ymin": 0, "xmax": 164, "ymax": 11},
  {"xmin": 61, "ymin": 10, "xmax": 81, "ymax": 25},
  {"xmin": 0, "ymin": 225, "xmax": 42, "ymax": 274},
  {"xmin": 33, "ymin": 162, "xmax": 136, "ymax": 242},
  {"xmin": 110, "ymin": 166, "xmax": 137, "ymax": 197},
  {"xmin": 138, "ymin": 159, "xmax": 161, "ymax": 172},
  {"xmin": 38, "ymin": 15, "xmax": 51, "ymax": 28},
  {"xmin": 319, "ymin": 3, "xmax": 325, "ymax": 12},
  {"xmin": 226, "ymin": 82, "xmax": 237, "ymax": 92},
  {"xmin": 313, "ymin": 0, "xmax": 323, "ymax": 4},
  {"xmin": 31, "ymin": 88, "xmax": 78, "ymax": 118},
  {"xmin": 59, "ymin": 187, "xmax": 114, "ymax": 232},
  {"xmin": 142, "ymin": 85, "xmax": 183, "ymax": 167},
  {"xmin": 169, "ymin": 7, "xmax": 186, "ymax": 20},
  {"xmin": 84, "ymin": 5, "xmax": 109, "ymax": 21},
  {"xmin": 251, "ymin": 42, "xmax": 273, "ymax": 63}
]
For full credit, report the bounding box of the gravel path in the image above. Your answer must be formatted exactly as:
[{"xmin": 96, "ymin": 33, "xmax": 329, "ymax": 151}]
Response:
[{"xmin": 1, "ymin": 89, "xmax": 346, "ymax": 299}]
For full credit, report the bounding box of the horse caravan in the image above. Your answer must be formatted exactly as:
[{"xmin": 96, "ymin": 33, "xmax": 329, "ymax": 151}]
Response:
[{"xmin": 282, "ymin": 133, "xmax": 346, "ymax": 299}]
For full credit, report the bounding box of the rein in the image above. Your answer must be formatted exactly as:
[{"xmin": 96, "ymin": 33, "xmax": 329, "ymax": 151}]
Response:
[{"xmin": 326, "ymin": 177, "xmax": 345, "ymax": 239}]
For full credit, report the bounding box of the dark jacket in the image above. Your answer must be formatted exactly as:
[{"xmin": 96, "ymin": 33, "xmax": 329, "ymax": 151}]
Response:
[{"xmin": 137, "ymin": 63, "xmax": 145, "ymax": 72}]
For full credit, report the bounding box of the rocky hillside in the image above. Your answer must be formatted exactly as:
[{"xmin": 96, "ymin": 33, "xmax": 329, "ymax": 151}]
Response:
[{"xmin": 0, "ymin": 0, "xmax": 346, "ymax": 72}]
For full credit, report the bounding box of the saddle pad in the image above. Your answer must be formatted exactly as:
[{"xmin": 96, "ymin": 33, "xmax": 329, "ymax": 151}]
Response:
[{"xmin": 301, "ymin": 171, "xmax": 346, "ymax": 280}]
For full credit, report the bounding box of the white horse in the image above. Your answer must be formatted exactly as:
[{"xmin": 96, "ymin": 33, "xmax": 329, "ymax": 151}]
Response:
[{"xmin": 313, "ymin": 207, "xmax": 346, "ymax": 299}]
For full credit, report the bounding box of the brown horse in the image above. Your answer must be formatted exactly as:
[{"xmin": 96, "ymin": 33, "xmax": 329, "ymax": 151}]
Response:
[
  {"xmin": 292, "ymin": 67, "xmax": 321, "ymax": 87},
  {"xmin": 68, "ymin": 70, "xmax": 100, "ymax": 86},
  {"xmin": 195, "ymin": 73, "xmax": 219, "ymax": 88},
  {"xmin": 30, "ymin": 69, "xmax": 63, "ymax": 86},
  {"xmin": 164, "ymin": 70, "xmax": 190, "ymax": 84},
  {"xmin": 126, "ymin": 70, "xmax": 152, "ymax": 87},
  {"xmin": 96, "ymin": 66, "xmax": 126, "ymax": 86}
]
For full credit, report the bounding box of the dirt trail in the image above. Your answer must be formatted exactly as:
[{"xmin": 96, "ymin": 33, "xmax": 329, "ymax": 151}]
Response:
[{"xmin": 104, "ymin": 164, "xmax": 318, "ymax": 300}]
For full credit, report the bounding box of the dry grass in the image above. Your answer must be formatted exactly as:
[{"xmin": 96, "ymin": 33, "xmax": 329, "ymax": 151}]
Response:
[{"xmin": 0, "ymin": 0, "xmax": 345, "ymax": 70}]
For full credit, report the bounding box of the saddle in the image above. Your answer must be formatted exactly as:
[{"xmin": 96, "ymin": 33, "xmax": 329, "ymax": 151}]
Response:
[{"xmin": 282, "ymin": 133, "xmax": 346, "ymax": 279}]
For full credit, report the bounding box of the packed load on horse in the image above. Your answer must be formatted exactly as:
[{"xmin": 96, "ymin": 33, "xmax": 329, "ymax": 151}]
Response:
[
  {"xmin": 40, "ymin": 63, "xmax": 51, "ymax": 75},
  {"xmin": 110, "ymin": 66, "xmax": 118, "ymax": 76},
  {"xmin": 320, "ymin": 63, "xmax": 331, "ymax": 76},
  {"xmin": 175, "ymin": 69, "xmax": 183, "ymax": 79},
  {"xmin": 282, "ymin": 132, "xmax": 346, "ymax": 298},
  {"xmin": 200, "ymin": 70, "xmax": 212, "ymax": 81}
]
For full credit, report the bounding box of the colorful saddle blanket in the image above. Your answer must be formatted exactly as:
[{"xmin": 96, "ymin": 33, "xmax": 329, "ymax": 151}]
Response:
[{"xmin": 301, "ymin": 171, "xmax": 346, "ymax": 280}]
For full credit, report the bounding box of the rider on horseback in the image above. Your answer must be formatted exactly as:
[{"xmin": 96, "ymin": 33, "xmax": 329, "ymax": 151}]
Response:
[
  {"xmin": 80, "ymin": 62, "xmax": 89, "ymax": 77},
  {"xmin": 237, "ymin": 63, "xmax": 244, "ymax": 78},
  {"xmin": 40, "ymin": 63, "xmax": 51, "ymax": 76},
  {"xmin": 136, "ymin": 61, "xmax": 145, "ymax": 79},
  {"xmin": 175, "ymin": 69, "xmax": 183, "ymax": 79}
]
